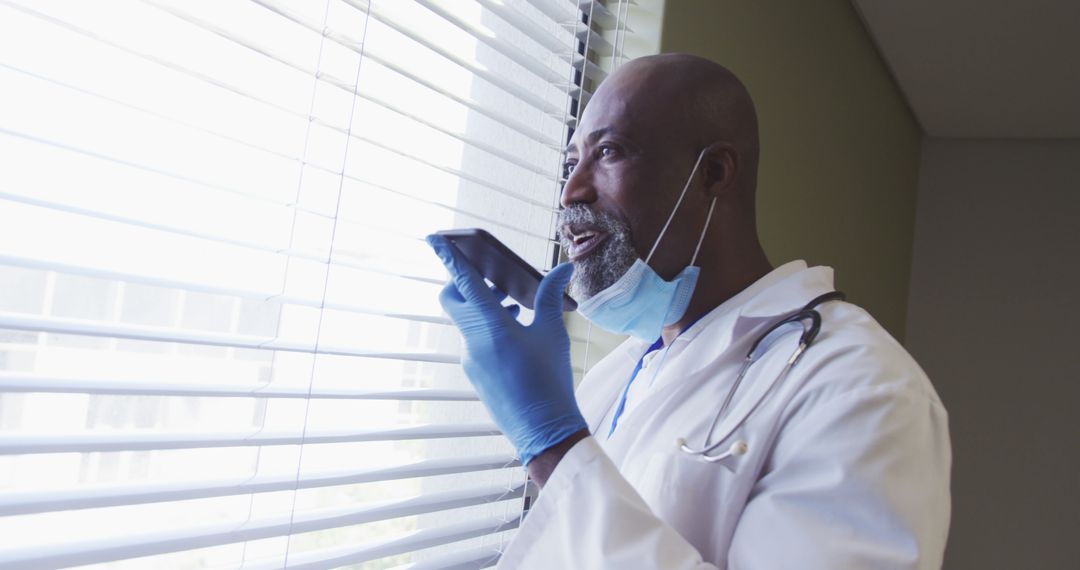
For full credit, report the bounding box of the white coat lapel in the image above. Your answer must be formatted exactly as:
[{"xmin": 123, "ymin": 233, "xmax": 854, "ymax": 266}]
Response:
[{"xmin": 575, "ymin": 340, "xmax": 646, "ymax": 436}]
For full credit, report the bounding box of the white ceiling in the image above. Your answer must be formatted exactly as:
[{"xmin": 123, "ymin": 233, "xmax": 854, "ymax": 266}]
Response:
[{"xmin": 852, "ymin": 0, "xmax": 1080, "ymax": 138}]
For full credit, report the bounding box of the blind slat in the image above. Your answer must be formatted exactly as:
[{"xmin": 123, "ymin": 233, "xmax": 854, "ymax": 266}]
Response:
[
  {"xmin": 0, "ymin": 254, "xmax": 586, "ymax": 354},
  {"xmin": 0, "ymin": 455, "xmax": 518, "ymax": 515},
  {"xmin": 145, "ymin": 0, "xmax": 563, "ymax": 181},
  {"xmin": 0, "ymin": 423, "xmax": 501, "ymax": 454},
  {"xmin": 412, "ymin": 0, "xmax": 598, "ymax": 86},
  {"xmin": 472, "ymin": 0, "xmax": 576, "ymax": 56},
  {"xmin": 4, "ymin": 118, "xmax": 556, "ymax": 214},
  {"xmin": 75, "ymin": 45, "xmax": 556, "ymax": 183},
  {"xmin": 340, "ymin": 0, "xmax": 566, "ymax": 118},
  {"xmin": 388, "ymin": 545, "xmax": 502, "ymax": 570},
  {"xmin": 6, "ymin": 53, "xmax": 565, "ymax": 199},
  {"xmin": 1, "ymin": 184, "xmax": 540, "ymax": 290},
  {"xmin": 0, "ymin": 126, "xmax": 556, "ymax": 247},
  {"xmin": 3, "ymin": 0, "xmax": 570, "ymax": 161},
  {"xmin": 0, "ymin": 253, "xmax": 454, "ymax": 326},
  {"xmin": 530, "ymin": 0, "xmax": 629, "ymax": 34},
  {"xmin": 573, "ymin": 21, "xmax": 614, "ymax": 56},
  {"xmin": 0, "ymin": 373, "xmax": 476, "ymax": 401},
  {"xmin": 1, "ymin": 310, "xmax": 591, "ymax": 372},
  {"xmin": 0, "ymin": 122, "xmax": 303, "ymax": 216},
  {"xmin": 147, "ymin": 0, "xmax": 574, "ymax": 124},
  {"xmin": 0, "ymin": 191, "xmax": 445, "ymax": 285},
  {"xmin": 0, "ymin": 485, "xmax": 524, "ymax": 569},
  {"xmin": 263, "ymin": 516, "xmax": 522, "ymax": 570},
  {"xmin": 361, "ymin": 49, "xmax": 575, "ymax": 143},
  {"xmin": 573, "ymin": 0, "xmax": 624, "ymax": 29},
  {"xmin": 0, "ymin": 312, "xmax": 459, "ymax": 364},
  {"xmin": 489, "ymin": 0, "xmax": 614, "ymax": 57},
  {"xmin": 249, "ymin": 0, "xmax": 577, "ymax": 141}
]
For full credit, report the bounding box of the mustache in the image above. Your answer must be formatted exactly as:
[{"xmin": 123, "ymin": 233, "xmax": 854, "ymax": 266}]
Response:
[
  {"xmin": 556, "ymin": 205, "xmax": 630, "ymax": 246},
  {"xmin": 556, "ymin": 205, "xmax": 638, "ymax": 300}
]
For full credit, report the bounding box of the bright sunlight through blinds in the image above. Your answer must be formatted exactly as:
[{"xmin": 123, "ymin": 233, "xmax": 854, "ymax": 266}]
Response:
[{"xmin": 0, "ymin": 0, "xmax": 629, "ymax": 568}]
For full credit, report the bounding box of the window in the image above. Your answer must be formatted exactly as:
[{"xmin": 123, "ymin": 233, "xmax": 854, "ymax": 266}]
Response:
[{"xmin": 0, "ymin": 0, "xmax": 631, "ymax": 567}]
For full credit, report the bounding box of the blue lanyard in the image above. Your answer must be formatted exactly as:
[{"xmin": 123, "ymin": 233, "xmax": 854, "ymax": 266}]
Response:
[
  {"xmin": 606, "ymin": 314, "xmax": 707, "ymax": 438},
  {"xmin": 606, "ymin": 337, "xmax": 664, "ymax": 438}
]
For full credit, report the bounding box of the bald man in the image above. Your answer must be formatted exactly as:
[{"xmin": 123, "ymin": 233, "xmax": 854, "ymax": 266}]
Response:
[{"xmin": 428, "ymin": 54, "xmax": 950, "ymax": 569}]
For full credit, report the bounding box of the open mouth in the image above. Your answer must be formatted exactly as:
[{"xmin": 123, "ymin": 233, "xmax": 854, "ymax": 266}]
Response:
[{"xmin": 563, "ymin": 224, "xmax": 609, "ymax": 261}]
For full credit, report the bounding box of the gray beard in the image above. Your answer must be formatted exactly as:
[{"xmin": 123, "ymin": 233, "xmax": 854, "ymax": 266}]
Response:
[{"xmin": 558, "ymin": 205, "xmax": 638, "ymax": 301}]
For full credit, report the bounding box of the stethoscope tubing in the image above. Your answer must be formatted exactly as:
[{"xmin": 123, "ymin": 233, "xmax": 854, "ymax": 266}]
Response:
[{"xmin": 677, "ymin": 291, "xmax": 846, "ymax": 462}]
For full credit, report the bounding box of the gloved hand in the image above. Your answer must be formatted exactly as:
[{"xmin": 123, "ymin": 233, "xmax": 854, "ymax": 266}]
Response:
[{"xmin": 426, "ymin": 234, "xmax": 587, "ymax": 465}]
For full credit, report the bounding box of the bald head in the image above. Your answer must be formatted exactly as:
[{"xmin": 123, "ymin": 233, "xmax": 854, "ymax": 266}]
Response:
[{"xmin": 588, "ymin": 53, "xmax": 760, "ymax": 194}]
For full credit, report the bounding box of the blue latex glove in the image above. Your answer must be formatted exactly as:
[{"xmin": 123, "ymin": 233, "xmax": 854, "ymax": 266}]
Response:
[{"xmin": 426, "ymin": 234, "xmax": 587, "ymax": 465}]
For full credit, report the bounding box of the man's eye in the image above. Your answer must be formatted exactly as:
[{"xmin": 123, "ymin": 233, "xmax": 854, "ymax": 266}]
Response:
[
  {"xmin": 563, "ymin": 162, "xmax": 577, "ymax": 177},
  {"xmin": 599, "ymin": 144, "xmax": 618, "ymax": 158}
]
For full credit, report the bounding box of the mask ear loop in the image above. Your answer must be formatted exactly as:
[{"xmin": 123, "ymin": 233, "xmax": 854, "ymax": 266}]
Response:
[
  {"xmin": 689, "ymin": 196, "xmax": 717, "ymax": 267},
  {"xmin": 646, "ymin": 148, "xmax": 711, "ymax": 264}
]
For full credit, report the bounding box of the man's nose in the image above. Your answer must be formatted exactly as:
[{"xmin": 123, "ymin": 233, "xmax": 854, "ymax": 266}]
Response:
[{"xmin": 559, "ymin": 164, "xmax": 597, "ymax": 209}]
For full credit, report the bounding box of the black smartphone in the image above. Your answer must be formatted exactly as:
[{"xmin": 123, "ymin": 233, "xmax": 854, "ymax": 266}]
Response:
[{"xmin": 435, "ymin": 228, "xmax": 577, "ymax": 312}]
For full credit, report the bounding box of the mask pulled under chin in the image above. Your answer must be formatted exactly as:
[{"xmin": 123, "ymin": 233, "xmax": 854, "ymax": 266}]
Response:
[
  {"xmin": 576, "ymin": 259, "xmax": 700, "ymax": 341},
  {"xmin": 573, "ymin": 147, "xmax": 716, "ymax": 341}
]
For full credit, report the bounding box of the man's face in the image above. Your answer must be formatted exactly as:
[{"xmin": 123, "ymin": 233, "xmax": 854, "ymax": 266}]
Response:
[{"xmin": 556, "ymin": 74, "xmax": 700, "ymax": 301}]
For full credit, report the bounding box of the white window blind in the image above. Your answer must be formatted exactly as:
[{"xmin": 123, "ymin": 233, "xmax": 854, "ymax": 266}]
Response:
[{"xmin": 0, "ymin": 0, "xmax": 630, "ymax": 568}]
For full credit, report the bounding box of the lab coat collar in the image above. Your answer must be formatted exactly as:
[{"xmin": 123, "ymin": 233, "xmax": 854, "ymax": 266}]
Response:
[
  {"xmin": 673, "ymin": 260, "xmax": 825, "ymax": 345},
  {"xmin": 583, "ymin": 260, "xmax": 835, "ymax": 439},
  {"xmin": 608, "ymin": 260, "xmax": 831, "ymax": 357},
  {"xmin": 738, "ymin": 261, "xmax": 836, "ymax": 318}
]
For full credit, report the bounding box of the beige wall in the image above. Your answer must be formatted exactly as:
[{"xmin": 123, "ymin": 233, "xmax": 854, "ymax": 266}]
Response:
[
  {"xmin": 660, "ymin": 0, "xmax": 922, "ymax": 339},
  {"xmin": 906, "ymin": 139, "xmax": 1080, "ymax": 569}
]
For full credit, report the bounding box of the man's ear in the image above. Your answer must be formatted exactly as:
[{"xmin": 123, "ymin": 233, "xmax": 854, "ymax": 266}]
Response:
[{"xmin": 701, "ymin": 141, "xmax": 739, "ymax": 198}]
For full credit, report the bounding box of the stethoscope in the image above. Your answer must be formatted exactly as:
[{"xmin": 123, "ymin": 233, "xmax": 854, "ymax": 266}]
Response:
[{"xmin": 674, "ymin": 290, "xmax": 846, "ymax": 462}]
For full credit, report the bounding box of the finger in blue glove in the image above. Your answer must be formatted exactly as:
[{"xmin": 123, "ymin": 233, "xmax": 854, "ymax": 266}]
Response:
[{"xmin": 426, "ymin": 234, "xmax": 587, "ymax": 465}]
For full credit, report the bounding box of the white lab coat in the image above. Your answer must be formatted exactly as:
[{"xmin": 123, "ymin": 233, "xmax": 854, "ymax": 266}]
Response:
[{"xmin": 498, "ymin": 261, "xmax": 951, "ymax": 569}]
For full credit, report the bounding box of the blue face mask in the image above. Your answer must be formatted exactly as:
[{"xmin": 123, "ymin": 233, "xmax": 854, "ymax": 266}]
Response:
[{"xmin": 576, "ymin": 149, "xmax": 717, "ymax": 341}]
